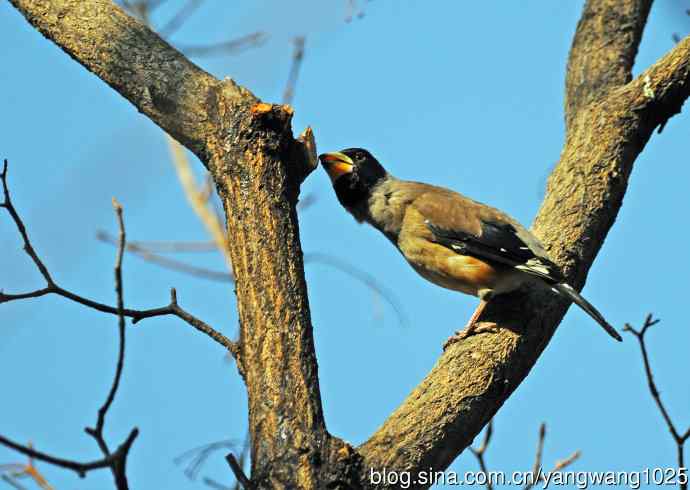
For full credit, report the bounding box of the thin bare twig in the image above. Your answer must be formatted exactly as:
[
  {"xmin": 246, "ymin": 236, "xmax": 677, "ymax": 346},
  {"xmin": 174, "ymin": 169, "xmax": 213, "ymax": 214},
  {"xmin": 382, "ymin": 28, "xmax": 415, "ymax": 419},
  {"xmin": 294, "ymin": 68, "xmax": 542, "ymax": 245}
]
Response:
[
  {"xmin": 96, "ymin": 236, "xmax": 408, "ymax": 328},
  {"xmin": 97, "ymin": 231, "xmax": 233, "ymax": 282},
  {"xmin": 1, "ymin": 473, "xmax": 28, "ymax": 490},
  {"xmin": 174, "ymin": 439, "xmax": 237, "ymax": 480},
  {"xmin": 0, "ymin": 161, "xmax": 54, "ymax": 284},
  {"xmin": 305, "ymin": 252, "xmax": 408, "ymax": 328},
  {"xmin": 157, "ymin": 0, "xmax": 203, "ymax": 38},
  {"xmin": 166, "ymin": 136, "xmax": 233, "ymax": 273},
  {"xmin": 523, "ymin": 423, "xmax": 546, "ymax": 490},
  {"xmin": 551, "ymin": 451, "xmax": 581, "ymax": 472},
  {"xmin": 83, "ymin": 199, "xmax": 133, "ymax": 489},
  {"xmin": 0, "ymin": 160, "xmax": 237, "ymax": 355},
  {"xmin": 624, "ymin": 314, "xmax": 690, "ymax": 489},
  {"xmin": 1, "ymin": 173, "xmax": 140, "ymax": 488},
  {"xmin": 174, "ymin": 435, "xmax": 249, "ymax": 489},
  {"xmin": 0, "ymin": 430, "xmax": 139, "ymax": 481},
  {"xmin": 120, "ymin": 0, "xmax": 166, "ymax": 12},
  {"xmin": 469, "ymin": 420, "xmax": 494, "ymax": 490},
  {"xmin": 225, "ymin": 453, "xmax": 253, "ymax": 490},
  {"xmin": 178, "ymin": 32, "xmax": 268, "ymax": 58},
  {"xmin": 0, "ymin": 446, "xmax": 54, "ymax": 490},
  {"xmin": 233, "ymin": 435, "xmax": 250, "ymax": 490},
  {"xmin": 86, "ymin": 202, "xmax": 127, "ymax": 447},
  {"xmin": 203, "ymin": 478, "xmax": 233, "ymax": 490},
  {"xmin": 470, "ymin": 420, "xmax": 580, "ymax": 490},
  {"xmin": 104, "ymin": 239, "xmax": 218, "ymax": 253},
  {"xmin": 522, "ymin": 424, "xmax": 579, "ymax": 490},
  {"xmin": 282, "ymin": 36, "xmax": 306, "ymax": 106}
]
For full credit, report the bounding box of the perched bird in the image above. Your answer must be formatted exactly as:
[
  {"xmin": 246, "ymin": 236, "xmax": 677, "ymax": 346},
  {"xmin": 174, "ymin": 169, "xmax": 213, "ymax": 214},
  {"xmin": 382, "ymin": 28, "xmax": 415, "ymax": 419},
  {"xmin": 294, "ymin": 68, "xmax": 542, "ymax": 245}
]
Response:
[{"xmin": 319, "ymin": 148, "xmax": 622, "ymax": 345}]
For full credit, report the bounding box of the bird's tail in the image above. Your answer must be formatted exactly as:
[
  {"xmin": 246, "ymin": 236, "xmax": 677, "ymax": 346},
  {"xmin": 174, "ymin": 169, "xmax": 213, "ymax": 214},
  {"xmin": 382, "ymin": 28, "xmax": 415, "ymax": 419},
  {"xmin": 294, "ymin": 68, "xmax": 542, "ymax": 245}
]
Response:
[{"xmin": 553, "ymin": 283, "xmax": 622, "ymax": 342}]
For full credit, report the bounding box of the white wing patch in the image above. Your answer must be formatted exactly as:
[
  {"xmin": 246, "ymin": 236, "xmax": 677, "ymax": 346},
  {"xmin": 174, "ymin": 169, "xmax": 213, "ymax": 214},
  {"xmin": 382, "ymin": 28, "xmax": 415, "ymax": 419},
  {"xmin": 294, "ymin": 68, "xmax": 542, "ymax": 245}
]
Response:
[{"xmin": 515, "ymin": 258, "xmax": 553, "ymax": 277}]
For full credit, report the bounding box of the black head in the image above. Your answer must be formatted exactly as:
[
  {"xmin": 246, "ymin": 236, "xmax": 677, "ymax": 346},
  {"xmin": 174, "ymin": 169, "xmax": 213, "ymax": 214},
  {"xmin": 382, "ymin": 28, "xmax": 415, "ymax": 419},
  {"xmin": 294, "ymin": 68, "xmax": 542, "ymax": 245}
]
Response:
[{"xmin": 318, "ymin": 148, "xmax": 387, "ymax": 211}]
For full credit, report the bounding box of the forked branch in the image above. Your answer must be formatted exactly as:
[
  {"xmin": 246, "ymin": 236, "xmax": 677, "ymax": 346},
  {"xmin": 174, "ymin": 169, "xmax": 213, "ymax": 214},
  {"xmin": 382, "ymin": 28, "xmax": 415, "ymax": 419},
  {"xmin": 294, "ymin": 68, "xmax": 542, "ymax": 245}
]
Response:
[
  {"xmin": 1, "ymin": 161, "xmax": 237, "ymax": 355},
  {"xmin": 624, "ymin": 315, "xmax": 690, "ymax": 490}
]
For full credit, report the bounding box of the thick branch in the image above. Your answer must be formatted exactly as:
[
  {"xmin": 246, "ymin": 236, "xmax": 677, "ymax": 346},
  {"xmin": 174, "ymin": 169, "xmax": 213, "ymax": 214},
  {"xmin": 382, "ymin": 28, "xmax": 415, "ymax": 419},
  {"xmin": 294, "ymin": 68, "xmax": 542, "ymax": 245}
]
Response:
[
  {"xmin": 565, "ymin": 0, "xmax": 653, "ymax": 128},
  {"xmin": 358, "ymin": 34, "xmax": 690, "ymax": 486},
  {"xmin": 10, "ymin": 0, "xmax": 689, "ymax": 488},
  {"xmin": 7, "ymin": 1, "xmax": 323, "ymax": 487}
]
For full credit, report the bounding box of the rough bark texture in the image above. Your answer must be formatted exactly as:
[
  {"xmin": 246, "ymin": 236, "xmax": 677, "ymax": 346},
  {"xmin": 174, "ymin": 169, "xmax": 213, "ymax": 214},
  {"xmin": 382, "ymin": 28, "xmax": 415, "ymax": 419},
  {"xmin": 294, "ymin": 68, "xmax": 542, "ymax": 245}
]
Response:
[
  {"xmin": 565, "ymin": 0, "xmax": 654, "ymax": 128},
  {"xmin": 7, "ymin": 0, "xmax": 690, "ymax": 488},
  {"xmin": 358, "ymin": 3, "xmax": 690, "ymax": 482}
]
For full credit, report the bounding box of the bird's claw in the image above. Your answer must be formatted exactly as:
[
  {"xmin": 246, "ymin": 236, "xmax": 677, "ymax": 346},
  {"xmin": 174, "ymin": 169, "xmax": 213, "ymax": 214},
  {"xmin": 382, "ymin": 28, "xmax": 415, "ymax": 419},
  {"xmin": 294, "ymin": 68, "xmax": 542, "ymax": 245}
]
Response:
[{"xmin": 443, "ymin": 321, "xmax": 500, "ymax": 350}]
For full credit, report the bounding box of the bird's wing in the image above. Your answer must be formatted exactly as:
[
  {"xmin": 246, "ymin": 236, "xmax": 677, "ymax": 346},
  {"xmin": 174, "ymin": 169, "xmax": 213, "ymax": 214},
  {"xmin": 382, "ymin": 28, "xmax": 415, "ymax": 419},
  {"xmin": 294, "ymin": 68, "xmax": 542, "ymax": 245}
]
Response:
[{"xmin": 409, "ymin": 189, "xmax": 564, "ymax": 284}]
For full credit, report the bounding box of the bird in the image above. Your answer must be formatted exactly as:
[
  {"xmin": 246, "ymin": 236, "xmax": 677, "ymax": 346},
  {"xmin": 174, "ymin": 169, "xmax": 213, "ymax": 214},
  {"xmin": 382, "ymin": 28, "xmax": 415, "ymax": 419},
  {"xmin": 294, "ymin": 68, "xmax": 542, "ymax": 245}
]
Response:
[{"xmin": 318, "ymin": 147, "xmax": 622, "ymax": 345}]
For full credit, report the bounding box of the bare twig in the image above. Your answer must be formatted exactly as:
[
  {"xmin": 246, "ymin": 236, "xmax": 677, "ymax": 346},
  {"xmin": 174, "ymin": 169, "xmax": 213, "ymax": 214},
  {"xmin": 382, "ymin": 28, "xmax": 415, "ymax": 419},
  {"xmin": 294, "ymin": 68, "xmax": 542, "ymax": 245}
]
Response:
[
  {"xmin": 103, "ymin": 239, "xmax": 218, "ymax": 253},
  {"xmin": 86, "ymin": 202, "xmax": 127, "ymax": 446},
  {"xmin": 0, "ymin": 430, "xmax": 138, "ymax": 481},
  {"xmin": 469, "ymin": 420, "xmax": 494, "ymax": 490},
  {"xmin": 282, "ymin": 36, "xmax": 306, "ymax": 106},
  {"xmin": 1, "ymin": 473, "xmax": 28, "ymax": 490},
  {"xmin": 157, "ymin": 0, "xmax": 202, "ymax": 38},
  {"xmin": 225, "ymin": 453, "xmax": 253, "ymax": 490},
  {"xmin": 0, "ymin": 160, "xmax": 237, "ymax": 355},
  {"xmin": 469, "ymin": 420, "xmax": 580, "ymax": 490},
  {"xmin": 0, "ymin": 446, "xmax": 54, "ymax": 490},
  {"xmin": 233, "ymin": 435, "xmax": 250, "ymax": 490},
  {"xmin": 166, "ymin": 137, "xmax": 233, "ymax": 273},
  {"xmin": 96, "ymin": 235, "xmax": 408, "ymax": 328},
  {"xmin": 305, "ymin": 252, "xmax": 408, "ymax": 328},
  {"xmin": 0, "ymin": 160, "xmax": 54, "ymax": 284},
  {"xmin": 123, "ymin": 0, "xmax": 167, "ymax": 12},
  {"xmin": 174, "ymin": 439, "xmax": 237, "ymax": 480},
  {"xmin": 551, "ymin": 451, "xmax": 581, "ymax": 472},
  {"xmin": 83, "ymin": 199, "xmax": 132, "ymax": 489},
  {"xmin": 178, "ymin": 32, "xmax": 268, "ymax": 58},
  {"xmin": 203, "ymin": 478, "xmax": 233, "ymax": 490},
  {"xmin": 624, "ymin": 314, "xmax": 690, "ymax": 489},
  {"xmin": 175, "ymin": 435, "xmax": 249, "ymax": 488},
  {"xmin": 1, "ymin": 177, "xmax": 140, "ymax": 488},
  {"xmin": 522, "ymin": 424, "xmax": 579, "ymax": 489},
  {"xmin": 97, "ymin": 231, "xmax": 233, "ymax": 282},
  {"xmin": 524, "ymin": 423, "xmax": 546, "ymax": 490}
]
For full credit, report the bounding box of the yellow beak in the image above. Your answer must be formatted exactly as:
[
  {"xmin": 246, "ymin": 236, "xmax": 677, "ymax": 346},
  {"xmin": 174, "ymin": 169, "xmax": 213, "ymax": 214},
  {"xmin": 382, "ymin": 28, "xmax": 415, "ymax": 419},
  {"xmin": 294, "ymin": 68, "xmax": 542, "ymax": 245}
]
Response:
[{"xmin": 319, "ymin": 152, "xmax": 354, "ymax": 182}]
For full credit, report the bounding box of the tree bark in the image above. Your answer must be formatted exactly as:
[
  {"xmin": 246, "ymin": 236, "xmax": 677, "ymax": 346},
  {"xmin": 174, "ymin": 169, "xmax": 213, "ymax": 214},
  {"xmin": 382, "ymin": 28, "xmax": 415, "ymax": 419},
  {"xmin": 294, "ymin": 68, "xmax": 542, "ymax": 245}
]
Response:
[{"xmin": 7, "ymin": 0, "xmax": 690, "ymax": 488}]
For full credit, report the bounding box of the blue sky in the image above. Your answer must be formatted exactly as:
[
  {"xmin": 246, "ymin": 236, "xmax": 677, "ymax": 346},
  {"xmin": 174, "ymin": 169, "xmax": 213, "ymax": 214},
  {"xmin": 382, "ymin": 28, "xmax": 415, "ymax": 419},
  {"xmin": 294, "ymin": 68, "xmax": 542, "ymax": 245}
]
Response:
[{"xmin": 1, "ymin": 1, "xmax": 689, "ymax": 489}]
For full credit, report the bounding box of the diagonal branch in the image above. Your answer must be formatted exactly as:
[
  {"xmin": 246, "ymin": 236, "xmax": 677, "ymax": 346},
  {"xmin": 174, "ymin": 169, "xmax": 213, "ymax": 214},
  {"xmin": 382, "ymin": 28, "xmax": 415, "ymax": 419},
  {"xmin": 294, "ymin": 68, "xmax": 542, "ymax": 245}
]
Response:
[
  {"xmin": 565, "ymin": 0, "xmax": 654, "ymax": 129},
  {"xmin": 358, "ymin": 32, "xmax": 690, "ymax": 490},
  {"xmin": 9, "ymin": 0, "xmax": 690, "ymax": 487}
]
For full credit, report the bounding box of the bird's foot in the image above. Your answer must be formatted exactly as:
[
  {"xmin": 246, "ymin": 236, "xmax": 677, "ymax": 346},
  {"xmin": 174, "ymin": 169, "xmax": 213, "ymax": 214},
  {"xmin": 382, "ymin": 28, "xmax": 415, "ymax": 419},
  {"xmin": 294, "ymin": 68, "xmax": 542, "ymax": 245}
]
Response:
[{"xmin": 443, "ymin": 321, "xmax": 499, "ymax": 350}]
